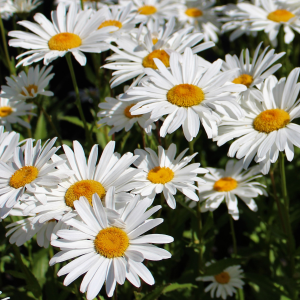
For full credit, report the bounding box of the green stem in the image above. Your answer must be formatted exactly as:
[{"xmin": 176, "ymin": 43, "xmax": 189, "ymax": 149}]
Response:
[
  {"xmin": 196, "ymin": 201, "xmax": 203, "ymax": 272},
  {"xmin": 0, "ymin": 16, "xmax": 14, "ymax": 75},
  {"xmin": 229, "ymin": 216, "xmax": 237, "ymax": 257},
  {"xmin": 80, "ymin": 0, "xmax": 84, "ymax": 10},
  {"xmin": 66, "ymin": 54, "xmax": 93, "ymax": 146}
]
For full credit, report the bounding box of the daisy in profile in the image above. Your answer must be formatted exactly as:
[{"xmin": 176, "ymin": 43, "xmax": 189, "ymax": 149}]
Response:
[
  {"xmin": 196, "ymin": 264, "xmax": 244, "ymax": 299},
  {"xmin": 1, "ymin": 65, "xmax": 54, "ymax": 101},
  {"xmin": 50, "ymin": 193, "xmax": 173, "ymax": 299},
  {"xmin": 221, "ymin": 42, "xmax": 285, "ymax": 103},
  {"xmin": 103, "ymin": 18, "xmax": 215, "ymax": 87},
  {"xmin": 122, "ymin": 47, "xmax": 245, "ymax": 141},
  {"xmin": 55, "ymin": 0, "xmax": 114, "ymax": 9},
  {"xmin": 8, "ymin": 3, "xmax": 113, "ymax": 66},
  {"xmin": 199, "ymin": 159, "xmax": 266, "ymax": 220},
  {"xmin": 24, "ymin": 141, "xmax": 141, "ymax": 224},
  {"xmin": 214, "ymin": 69, "xmax": 300, "ymax": 174},
  {"xmin": 132, "ymin": 143, "xmax": 208, "ymax": 209},
  {"xmin": 0, "ymin": 97, "xmax": 35, "ymax": 131},
  {"xmin": 177, "ymin": 0, "xmax": 221, "ymax": 42},
  {"xmin": 6, "ymin": 0, "xmax": 41, "ymax": 14},
  {"xmin": 237, "ymin": 0, "xmax": 300, "ymax": 46},
  {"xmin": 0, "ymin": 138, "xmax": 67, "ymax": 219}
]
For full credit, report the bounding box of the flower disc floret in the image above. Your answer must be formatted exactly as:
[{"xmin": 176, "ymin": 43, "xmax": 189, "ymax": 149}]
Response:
[
  {"xmin": 94, "ymin": 227, "xmax": 129, "ymax": 258},
  {"xmin": 214, "ymin": 272, "xmax": 230, "ymax": 284},
  {"xmin": 213, "ymin": 177, "xmax": 238, "ymax": 192},
  {"xmin": 232, "ymin": 74, "xmax": 253, "ymax": 88},
  {"xmin": 9, "ymin": 166, "xmax": 39, "ymax": 189},
  {"xmin": 98, "ymin": 20, "xmax": 122, "ymax": 30},
  {"xmin": 185, "ymin": 8, "xmax": 203, "ymax": 17},
  {"xmin": 0, "ymin": 106, "xmax": 13, "ymax": 117},
  {"xmin": 65, "ymin": 180, "xmax": 105, "ymax": 208},
  {"xmin": 48, "ymin": 33, "xmax": 82, "ymax": 51},
  {"xmin": 167, "ymin": 84, "xmax": 205, "ymax": 107},
  {"xmin": 267, "ymin": 9, "xmax": 295, "ymax": 23},
  {"xmin": 147, "ymin": 166, "xmax": 174, "ymax": 184},
  {"xmin": 253, "ymin": 109, "xmax": 290, "ymax": 133},
  {"xmin": 138, "ymin": 5, "xmax": 157, "ymax": 15},
  {"xmin": 124, "ymin": 104, "xmax": 142, "ymax": 119},
  {"xmin": 21, "ymin": 84, "xmax": 38, "ymax": 97},
  {"xmin": 142, "ymin": 50, "xmax": 170, "ymax": 69}
]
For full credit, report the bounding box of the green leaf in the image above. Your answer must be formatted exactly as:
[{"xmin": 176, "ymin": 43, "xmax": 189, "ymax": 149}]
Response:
[
  {"xmin": 31, "ymin": 248, "xmax": 49, "ymax": 288},
  {"xmin": 59, "ymin": 115, "xmax": 85, "ymax": 128},
  {"xmin": 34, "ymin": 112, "xmax": 47, "ymax": 140},
  {"xmin": 204, "ymin": 259, "xmax": 243, "ymax": 276},
  {"xmin": 140, "ymin": 286, "xmax": 166, "ymax": 300},
  {"xmin": 5, "ymin": 270, "xmax": 26, "ymax": 279}
]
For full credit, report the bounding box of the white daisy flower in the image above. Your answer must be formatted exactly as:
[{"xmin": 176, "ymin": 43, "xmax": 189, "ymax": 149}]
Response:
[
  {"xmin": 1, "ymin": 65, "xmax": 54, "ymax": 101},
  {"xmin": 221, "ymin": 42, "xmax": 285, "ymax": 103},
  {"xmin": 122, "ymin": 47, "xmax": 246, "ymax": 141},
  {"xmin": 0, "ymin": 126, "xmax": 20, "ymax": 164},
  {"xmin": 55, "ymin": 0, "xmax": 114, "ymax": 9},
  {"xmin": 237, "ymin": 0, "xmax": 300, "ymax": 46},
  {"xmin": 196, "ymin": 265, "xmax": 244, "ymax": 299},
  {"xmin": 98, "ymin": 95, "xmax": 156, "ymax": 135},
  {"xmin": 199, "ymin": 159, "xmax": 267, "ymax": 220},
  {"xmin": 0, "ymin": 0, "xmax": 13, "ymax": 20},
  {"xmin": 8, "ymin": 3, "xmax": 113, "ymax": 66},
  {"xmin": 214, "ymin": 69, "xmax": 300, "ymax": 175},
  {"xmin": 131, "ymin": 143, "xmax": 208, "ymax": 209},
  {"xmin": 24, "ymin": 141, "xmax": 141, "ymax": 224},
  {"xmin": 0, "ymin": 138, "xmax": 68, "ymax": 219},
  {"xmin": 6, "ymin": 0, "xmax": 41, "ymax": 13},
  {"xmin": 50, "ymin": 192, "xmax": 173, "ymax": 299},
  {"xmin": 103, "ymin": 18, "xmax": 215, "ymax": 87},
  {"xmin": 177, "ymin": 0, "xmax": 221, "ymax": 42},
  {"xmin": 0, "ymin": 97, "xmax": 35, "ymax": 131}
]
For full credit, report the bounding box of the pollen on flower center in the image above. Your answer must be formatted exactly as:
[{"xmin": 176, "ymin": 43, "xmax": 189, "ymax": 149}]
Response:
[
  {"xmin": 267, "ymin": 9, "xmax": 295, "ymax": 23},
  {"xmin": 0, "ymin": 106, "xmax": 13, "ymax": 117},
  {"xmin": 65, "ymin": 180, "xmax": 106, "ymax": 208},
  {"xmin": 185, "ymin": 7, "xmax": 203, "ymax": 17},
  {"xmin": 138, "ymin": 5, "xmax": 157, "ymax": 15},
  {"xmin": 94, "ymin": 227, "xmax": 129, "ymax": 258},
  {"xmin": 124, "ymin": 104, "xmax": 142, "ymax": 119},
  {"xmin": 232, "ymin": 74, "xmax": 253, "ymax": 88},
  {"xmin": 21, "ymin": 84, "xmax": 38, "ymax": 97},
  {"xmin": 214, "ymin": 272, "xmax": 230, "ymax": 284},
  {"xmin": 98, "ymin": 20, "xmax": 123, "ymax": 30},
  {"xmin": 147, "ymin": 166, "xmax": 174, "ymax": 184},
  {"xmin": 152, "ymin": 38, "xmax": 158, "ymax": 45},
  {"xmin": 213, "ymin": 177, "xmax": 238, "ymax": 192},
  {"xmin": 9, "ymin": 166, "xmax": 39, "ymax": 189},
  {"xmin": 167, "ymin": 84, "xmax": 205, "ymax": 107},
  {"xmin": 253, "ymin": 109, "xmax": 290, "ymax": 133},
  {"xmin": 48, "ymin": 33, "xmax": 82, "ymax": 51},
  {"xmin": 142, "ymin": 50, "xmax": 170, "ymax": 69}
]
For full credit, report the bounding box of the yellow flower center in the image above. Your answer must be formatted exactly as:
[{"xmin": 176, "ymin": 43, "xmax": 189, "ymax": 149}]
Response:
[
  {"xmin": 253, "ymin": 109, "xmax": 290, "ymax": 133},
  {"xmin": 138, "ymin": 5, "xmax": 157, "ymax": 15},
  {"xmin": 48, "ymin": 33, "xmax": 82, "ymax": 51},
  {"xmin": 152, "ymin": 38, "xmax": 158, "ymax": 45},
  {"xmin": 167, "ymin": 84, "xmax": 205, "ymax": 107},
  {"xmin": 267, "ymin": 9, "xmax": 295, "ymax": 23},
  {"xmin": 185, "ymin": 7, "xmax": 203, "ymax": 17},
  {"xmin": 98, "ymin": 20, "xmax": 123, "ymax": 30},
  {"xmin": 64, "ymin": 180, "xmax": 106, "ymax": 208},
  {"xmin": 94, "ymin": 227, "xmax": 129, "ymax": 258},
  {"xmin": 124, "ymin": 104, "xmax": 142, "ymax": 119},
  {"xmin": 9, "ymin": 166, "xmax": 39, "ymax": 189},
  {"xmin": 21, "ymin": 84, "xmax": 38, "ymax": 97},
  {"xmin": 213, "ymin": 177, "xmax": 238, "ymax": 192},
  {"xmin": 0, "ymin": 106, "xmax": 13, "ymax": 117},
  {"xmin": 232, "ymin": 74, "xmax": 253, "ymax": 88},
  {"xmin": 214, "ymin": 272, "xmax": 230, "ymax": 284},
  {"xmin": 147, "ymin": 166, "xmax": 174, "ymax": 184},
  {"xmin": 142, "ymin": 49, "xmax": 170, "ymax": 69}
]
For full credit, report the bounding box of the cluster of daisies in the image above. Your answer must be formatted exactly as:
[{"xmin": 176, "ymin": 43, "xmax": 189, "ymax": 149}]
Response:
[{"xmin": 1, "ymin": 0, "xmax": 300, "ymax": 299}]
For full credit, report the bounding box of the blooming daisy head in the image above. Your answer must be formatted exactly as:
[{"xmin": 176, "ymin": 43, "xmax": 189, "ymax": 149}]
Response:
[
  {"xmin": 221, "ymin": 42, "xmax": 285, "ymax": 103},
  {"xmin": 50, "ymin": 192, "xmax": 173, "ymax": 299},
  {"xmin": 177, "ymin": 0, "xmax": 221, "ymax": 42},
  {"xmin": 0, "ymin": 138, "xmax": 68, "ymax": 219},
  {"xmin": 132, "ymin": 143, "xmax": 208, "ymax": 209},
  {"xmin": 8, "ymin": 3, "xmax": 113, "ymax": 66},
  {"xmin": 199, "ymin": 159, "xmax": 267, "ymax": 220},
  {"xmin": 1, "ymin": 65, "xmax": 54, "ymax": 101},
  {"xmin": 214, "ymin": 68, "xmax": 300, "ymax": 174},
  {"xmin": 55, "ymin": 0, "xmax": 114, "ymax": 9},
  {"xmin": 103, "ymin": 18, "xmax": 214, "ymax": 87},
  {"xmin": 237, "ymin": 0, "xmax": 300, "ymax": 46},
  {"xmin": 6, "ymin": 0, "xmax": 41, "ymax": 14},
  {"xmin": 121, "ymin": 47, "xmax": 245, "ymax": 141},
  {"xmin": 196, "ymin": 264, "xmax": 244, "ymax": 299}
]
